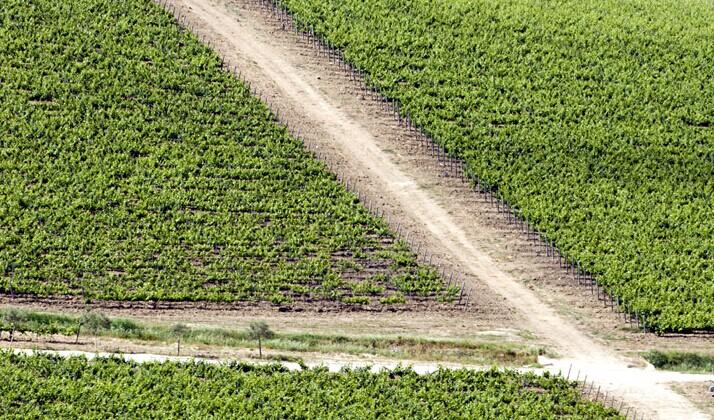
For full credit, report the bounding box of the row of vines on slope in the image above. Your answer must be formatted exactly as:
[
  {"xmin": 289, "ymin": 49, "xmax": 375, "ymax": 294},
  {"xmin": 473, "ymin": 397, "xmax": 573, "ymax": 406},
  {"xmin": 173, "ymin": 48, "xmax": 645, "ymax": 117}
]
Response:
[
  {"xmin": 0, "ymin": 0, "xmax": 457, "ymax": 305},
  {"xmin": 274, "ymin": 0, "xmax": 714, "ymax": 331}
]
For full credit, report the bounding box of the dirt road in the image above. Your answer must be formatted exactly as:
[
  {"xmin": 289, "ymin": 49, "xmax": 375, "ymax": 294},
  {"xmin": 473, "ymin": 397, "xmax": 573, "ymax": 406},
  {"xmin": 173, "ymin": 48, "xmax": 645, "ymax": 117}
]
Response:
[{"xmin": 151, "ymin": 0, "xmax": 706, "ymax": 417}]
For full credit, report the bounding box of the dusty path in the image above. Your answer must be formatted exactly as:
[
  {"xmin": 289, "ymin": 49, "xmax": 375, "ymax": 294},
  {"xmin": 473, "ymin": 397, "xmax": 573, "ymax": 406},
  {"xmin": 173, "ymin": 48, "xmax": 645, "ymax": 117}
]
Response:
[{"xmin": 155, "ymin": 0, "xmax": 711, "ymax": 418}]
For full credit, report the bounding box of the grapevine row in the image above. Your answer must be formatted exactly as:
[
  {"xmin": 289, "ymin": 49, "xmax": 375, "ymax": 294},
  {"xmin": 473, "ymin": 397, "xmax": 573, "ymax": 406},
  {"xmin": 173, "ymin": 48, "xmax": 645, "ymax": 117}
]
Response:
[
  {"xmin": 0, "ymin": 352, "xmax": 623, "ymax": 418},
  {"xmin": 246, "ymin": 0, "xmax": 644, "ymax": 329},
  {"xmin": 254, "ymin": 0, "xmax": 714, "ymax": 332},
  {"xmin": 0, "ymin": 0, "xmax": 461, "ymax": 307}
]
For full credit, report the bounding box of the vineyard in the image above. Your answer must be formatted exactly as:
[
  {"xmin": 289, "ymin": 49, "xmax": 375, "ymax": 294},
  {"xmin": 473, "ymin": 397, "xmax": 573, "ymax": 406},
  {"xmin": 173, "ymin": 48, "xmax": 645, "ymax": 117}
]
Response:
[
  {"xmin": 0, "ymin": 352, "xmax": 621, "ymax": 418},
  {"xmin": 0, "ymin": 0, "xmax": 458, "ymax": 304},
  {"xmin": 276, "ymin": 0, "xmax": 714, "ymax": 331}
]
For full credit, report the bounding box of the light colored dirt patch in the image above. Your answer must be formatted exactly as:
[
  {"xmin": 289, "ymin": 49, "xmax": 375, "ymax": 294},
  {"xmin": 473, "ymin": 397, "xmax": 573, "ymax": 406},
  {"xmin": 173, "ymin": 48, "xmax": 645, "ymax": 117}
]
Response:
[
  {"xmin": 172, "ymin": 0, "xmax": 580, "ymax": 356},
  {"xmin": 146, "ymin": 1, "xmax": 710, "ymax": 417},
  {"xmin": 271, "ymin": 1, "xmax": 714, "ymax": 355},
  {"xmin": 669, "ymin": 382, "xmax": 714, "ymax": 418},
  {"xmin": 177, "ymin": 0, "xmax": 713, "ymax": 354}
]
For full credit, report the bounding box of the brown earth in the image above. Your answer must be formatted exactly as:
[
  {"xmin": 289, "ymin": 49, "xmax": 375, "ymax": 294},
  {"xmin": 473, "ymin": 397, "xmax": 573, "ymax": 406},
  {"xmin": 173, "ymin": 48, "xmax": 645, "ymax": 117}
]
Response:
[
  {"xmin": 174, "ymin": 0, "xmax": 713, "ymax": 356},
  {"xmin": 669, "ymin": 382, "xmax": 714, "ymax": 419}
]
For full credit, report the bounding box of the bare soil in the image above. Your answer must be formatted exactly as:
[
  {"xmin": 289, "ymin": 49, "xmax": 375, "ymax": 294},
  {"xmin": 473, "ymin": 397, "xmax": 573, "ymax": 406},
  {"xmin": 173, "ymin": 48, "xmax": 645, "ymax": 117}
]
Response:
[
  {"xmin": 183, "ymin": 0, "xmax": 713, "ymax": 356},
  {"xmin": 669, "ymin": 382, "xmax": 714, "ymax": 418}
]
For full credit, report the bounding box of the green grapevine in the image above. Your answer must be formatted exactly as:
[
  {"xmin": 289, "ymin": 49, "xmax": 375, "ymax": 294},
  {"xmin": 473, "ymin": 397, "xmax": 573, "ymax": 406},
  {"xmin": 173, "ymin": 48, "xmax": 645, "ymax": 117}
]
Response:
[
  {"xmin": 0, "ymin": 352, "xmax": 622, "ymax": 419},
  {"xmin": 0, "ymin": 0, "xmax": 453, "ymax": 304},
  {"xmin": 278, "ymin": 0, "xmax": 714, "ymax": 331}
]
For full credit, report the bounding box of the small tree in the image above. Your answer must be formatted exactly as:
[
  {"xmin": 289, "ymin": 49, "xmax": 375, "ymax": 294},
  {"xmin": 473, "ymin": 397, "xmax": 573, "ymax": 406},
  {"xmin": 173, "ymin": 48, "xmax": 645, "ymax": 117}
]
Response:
[
  {"xmin": 170, "ymin": 323, "xmax": 189, "ymax": 356},
  {"xmin": 76, "ymin": 312, "xmax": 110, "ymax": 344},
  {"xmin": 247, "ymin": 321, "xmax": 274, "ymax": 359}
]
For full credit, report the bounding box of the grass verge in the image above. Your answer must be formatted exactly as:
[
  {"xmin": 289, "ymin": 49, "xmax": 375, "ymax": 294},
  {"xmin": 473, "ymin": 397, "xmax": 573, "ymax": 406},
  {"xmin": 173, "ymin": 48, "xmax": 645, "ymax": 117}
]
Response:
[{"xmin": 0, "ymin": 307, "xmax": 542, "ymax": 366}]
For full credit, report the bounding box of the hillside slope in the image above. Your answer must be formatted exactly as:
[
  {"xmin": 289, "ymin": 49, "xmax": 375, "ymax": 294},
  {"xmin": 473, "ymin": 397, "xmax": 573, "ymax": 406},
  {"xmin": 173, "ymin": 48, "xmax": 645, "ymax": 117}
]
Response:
[
  {"xmin": 279, "ymin": 0, "xmax": 714, "ymax": 330},
  {"xmin": 0, "ymin": 0, "xmax": 451, "ymax": 304}
]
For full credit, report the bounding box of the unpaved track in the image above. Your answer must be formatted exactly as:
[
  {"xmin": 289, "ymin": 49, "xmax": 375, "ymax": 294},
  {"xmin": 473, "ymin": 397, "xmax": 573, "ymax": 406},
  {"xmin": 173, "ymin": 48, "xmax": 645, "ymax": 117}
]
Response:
[{"xmin": 157, "ymin": 0, "xmax": 704, "ymax": 417}]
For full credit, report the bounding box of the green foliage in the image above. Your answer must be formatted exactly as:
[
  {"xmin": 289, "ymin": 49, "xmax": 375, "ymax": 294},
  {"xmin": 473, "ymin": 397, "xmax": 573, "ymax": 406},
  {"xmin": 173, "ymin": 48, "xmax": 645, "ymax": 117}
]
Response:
[
  {"xmin": 3, "ymin": 309, "xmax": 22, "ymax": 327},
  {"xmin": 0, "ymin": 0, "xmax": 451, "ymax": 304},
  {"xmin": 109, "ymin": 318, "xmax": 144, "ymax": 338},
  {"xmin": 342, "ymin": 296, "xmax": 370, "ymax": 305},
  {"xmin": 248, "ymin": 321, "xmax": 274, "ymax": 358},
  {"xmin": 280, "ymin": 0, "xmax": 714, "ymax": 331},
  {"xmin": 0, "ymin": 352, "xmax": 622, "ymax": 418},
  {"xmin": 80, "ymin": 312, "xmax": 111, "ymax": 335},
  {"xmin": 247, "ymin": 321, "xmax": 275, "ymax": 342},
  {"xmin": 169, "ymin": 323, "xmax": 189, "ymax": 338},
  {"xmin": 351, "ymin": 279, "xmax": 385, "ymax": 296},
  {"xmin": 644, "ymin": 350, "xmax": 714, "ymax": 374},
  {"xmin": 170, "ymin": 323, "xmax": 189, "ymax": 355},
  {"xmin": 379, "ymin": 292, "xmax": 406, "ymax": 305},
  {"xmin": 436, "ymin": 286, "xmax": 460, "ymax": 303},
  {"xmin": 0, "ymin": 308, "xmax": 79, "ymax": 338}
]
